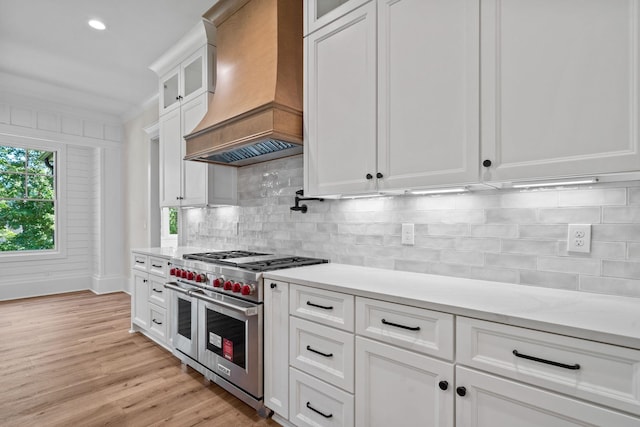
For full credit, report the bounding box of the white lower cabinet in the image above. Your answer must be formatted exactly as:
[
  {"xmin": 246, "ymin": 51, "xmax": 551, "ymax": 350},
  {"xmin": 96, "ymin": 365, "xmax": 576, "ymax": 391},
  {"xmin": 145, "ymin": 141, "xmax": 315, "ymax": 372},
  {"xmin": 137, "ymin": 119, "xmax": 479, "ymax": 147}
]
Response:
[
  {"xmin": 290, "ymin": 368, "xmax": 355, "ymax": 427},
  {"xmin": 456, "ymin": 366, "xmax": 640, "ymax": 427},
  {"xmin": 130, "ymin": 251, "xmax": 171, "ymax": 349},
  {"xmin": 355, "ymin": 336, "xmax": 453, "ymax": 427},
  {"xmin": 265, "ymin": 280, "xmax": 290, "ymax": 419},
  {"xmin": 264, "ymin": 282, "xmax": 640, "ymax": 427}
]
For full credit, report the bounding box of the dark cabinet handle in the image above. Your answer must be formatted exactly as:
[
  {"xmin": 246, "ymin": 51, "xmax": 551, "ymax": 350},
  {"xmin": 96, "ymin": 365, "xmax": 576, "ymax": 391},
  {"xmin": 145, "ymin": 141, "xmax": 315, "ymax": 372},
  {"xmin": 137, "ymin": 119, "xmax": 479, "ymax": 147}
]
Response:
[
  {"xmin": 135, "ymin": 260, "xmax": 145, "ymax": 264},
  {"xmin": 456, "ymin": 386, "xmax": 467, "ymax": 397},
  {"xmin": 152, "ymin": 264, "xmax": 162, "ymax": 268},
  {"xmin": 152, "ymin": 319, "xmax": 163, "ymax": 325},
  {"xmin": 513, "ymin": 350, "xmax": 580, "ymax": 370},
  {"xmin": 376, "ymin": 172, "xmax": 383, "ymax": 179},
  {"xmin": 306, "ymin": 402, "xmax": 332, "ymax": 419},
  {"xmin": 366, "ymin": 173, "xmax": 373, "ymax": 180},
  {"xmin": 143, "ymin": 279, "xmax": 148, "ymax": 283},
  {"xmin": 152, "ymin": 288, "xmax": 162, "ymax": 293},
  {"xmin": 482, "ymin": 159, "xmax": 492, "ymax": 167},
  {"xmin": 306, "ymin": 301, "xmax": 333, "ymax": 310},
  {"xmin": 306, "ymin": 345, "xmax": 333, "ymax": 358},
  {"xmin": 270, "ymin": 283, "xmax": 277, "ymax": 289},
  {"xmin": 381, "ymin": 318, "xmax": 421, "ymax": 331},
  {"xmin": 438, "ymin": 381, "xmax": 448, "ymax": 391}
]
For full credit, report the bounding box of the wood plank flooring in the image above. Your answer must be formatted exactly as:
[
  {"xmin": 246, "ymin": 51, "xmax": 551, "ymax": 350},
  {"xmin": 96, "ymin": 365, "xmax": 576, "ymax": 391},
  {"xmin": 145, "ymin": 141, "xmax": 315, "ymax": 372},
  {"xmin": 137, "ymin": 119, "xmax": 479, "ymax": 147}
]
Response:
[{"xmin": 0, "ymin": 291, "xmax": 279, "ymax": 427}]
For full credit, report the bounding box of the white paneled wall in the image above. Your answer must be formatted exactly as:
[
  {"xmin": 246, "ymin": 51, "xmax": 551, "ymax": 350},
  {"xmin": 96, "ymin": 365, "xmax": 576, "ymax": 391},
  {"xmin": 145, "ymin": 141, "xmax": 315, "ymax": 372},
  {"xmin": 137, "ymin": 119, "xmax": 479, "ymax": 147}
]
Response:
[
  {"xmin": 0, "ymin": 94, "xmax": 126, "ymax": 300},
  {"xmin": 184, "ymin": 155, "xmax": 640, "ymax": 299}
]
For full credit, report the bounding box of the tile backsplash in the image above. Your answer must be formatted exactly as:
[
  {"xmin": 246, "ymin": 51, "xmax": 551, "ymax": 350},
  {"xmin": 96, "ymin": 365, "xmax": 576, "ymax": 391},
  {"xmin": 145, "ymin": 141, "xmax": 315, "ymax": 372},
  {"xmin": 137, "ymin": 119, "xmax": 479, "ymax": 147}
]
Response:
[{"xmin": 183, "ymin": 155, "xmax": 640, "ymax": 298}]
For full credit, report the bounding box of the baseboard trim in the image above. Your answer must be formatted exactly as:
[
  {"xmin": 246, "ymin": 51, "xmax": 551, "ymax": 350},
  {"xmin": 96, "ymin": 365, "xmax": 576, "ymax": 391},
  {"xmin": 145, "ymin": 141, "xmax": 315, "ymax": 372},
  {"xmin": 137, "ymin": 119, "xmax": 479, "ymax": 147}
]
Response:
[
  {"xmin": 91, "ymin": 275, "xmax": 127, "ymax": 294},
  {"xmin": 0, "ymin": 275, "xmax": 92, "ymax": 301}
]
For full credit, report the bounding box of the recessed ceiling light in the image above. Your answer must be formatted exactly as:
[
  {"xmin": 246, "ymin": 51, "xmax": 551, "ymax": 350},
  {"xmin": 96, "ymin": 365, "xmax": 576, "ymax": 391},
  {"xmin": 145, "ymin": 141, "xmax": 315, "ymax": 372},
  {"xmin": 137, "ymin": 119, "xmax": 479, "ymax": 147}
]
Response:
[{"xmin": 88, "ymin": 19, "xmax": 106, "ymax": 31}]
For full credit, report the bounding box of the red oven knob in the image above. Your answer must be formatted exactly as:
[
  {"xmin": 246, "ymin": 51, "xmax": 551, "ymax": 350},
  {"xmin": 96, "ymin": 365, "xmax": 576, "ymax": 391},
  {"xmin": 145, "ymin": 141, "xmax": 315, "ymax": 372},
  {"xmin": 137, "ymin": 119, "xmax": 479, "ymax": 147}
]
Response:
[
  {"xmin": 175, "ymin": 268, "xmax": 182, "ymax": 277},
  {"xmin": 195, "ymin": 273, "xmax": 204, "ymax": 283},
  {"xmin": 213, "ymin": 278, "xmax": 224, "ymax": 288},
  {"xmin": 181, "ymin": 270, "xmax": 188, "ymax": 279},
  {"xmin": 224, "ymin": 280, "xmax": 233, "ymax": 290},
  {"xmin": 187, "ymin": 271, "xmax": 195, "ymax": 280},
  {"xmin": 232, "ymin": 282, "xmax": 242, "ymax": 293},
  {"xmin": 241, "ymin": 284, "xmax": 255, "ymax": 296},
  {"xmin": 169, "ymin": 268, "xmax": 176, "ymax": 276}
]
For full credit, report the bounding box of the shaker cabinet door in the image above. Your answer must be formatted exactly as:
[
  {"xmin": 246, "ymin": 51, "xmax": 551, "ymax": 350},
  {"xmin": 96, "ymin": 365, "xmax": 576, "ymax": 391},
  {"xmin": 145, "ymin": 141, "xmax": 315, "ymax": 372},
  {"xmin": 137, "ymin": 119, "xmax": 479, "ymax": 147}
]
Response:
[
  {"xmin": 180, "ymin": 94, "xmax": 208, "ymax": 207},
  {"xmin": 305, "ymin": 1, "xmax": 377, "ymax": 197},
  {"xmin": 377, "ymin": 0, "xmax": 480, "ymax": 191},
  {"xmin": 159, "ymin": 108, "xmax": 182, "ymax": 207},
  {"xmin": 481, "ymin": 0, "xmax": 640, "ymax": 183}
]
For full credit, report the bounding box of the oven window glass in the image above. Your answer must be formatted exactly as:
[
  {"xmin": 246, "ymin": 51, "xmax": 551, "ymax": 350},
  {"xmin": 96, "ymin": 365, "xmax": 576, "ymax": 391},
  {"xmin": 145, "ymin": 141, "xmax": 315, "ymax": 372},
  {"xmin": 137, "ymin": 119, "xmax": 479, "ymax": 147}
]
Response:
[
  {"xmin": 205, "ymin": 308, "xmax": 246, "ymax": 369},
  {"xmin": 178, "ymin": 298, "xmax": 192, "ymax": 339}
]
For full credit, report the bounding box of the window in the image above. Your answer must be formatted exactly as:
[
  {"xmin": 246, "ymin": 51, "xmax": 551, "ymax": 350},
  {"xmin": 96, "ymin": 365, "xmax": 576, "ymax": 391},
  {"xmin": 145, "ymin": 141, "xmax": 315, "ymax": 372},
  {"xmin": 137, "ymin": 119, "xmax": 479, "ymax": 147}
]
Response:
[
  {"xmin": 161, "ymin": 207, "xmax": 178, "ymax": 248},
  {"xmin": 0, "ymin": 145, "xmax": 57, "ymax": 252}
]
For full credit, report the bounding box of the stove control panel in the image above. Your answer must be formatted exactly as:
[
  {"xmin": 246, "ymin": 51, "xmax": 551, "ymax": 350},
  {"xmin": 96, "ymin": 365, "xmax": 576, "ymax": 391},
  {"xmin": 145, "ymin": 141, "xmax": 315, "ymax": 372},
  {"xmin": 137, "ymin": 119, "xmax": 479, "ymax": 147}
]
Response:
[{"xmin": 170, "ymin": 268, "xmax": 257, "ymax": 297}]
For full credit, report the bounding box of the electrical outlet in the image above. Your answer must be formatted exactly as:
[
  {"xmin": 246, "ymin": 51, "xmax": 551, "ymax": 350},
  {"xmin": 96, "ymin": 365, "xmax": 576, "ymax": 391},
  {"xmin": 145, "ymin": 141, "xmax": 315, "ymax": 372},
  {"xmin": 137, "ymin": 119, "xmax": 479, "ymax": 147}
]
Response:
[
  {"xmin": 567, "ymin": 224, "xmax": 591, "ymax": 253},
  {"xmin": 402, "ymin": 223, "xmax": 415, "ymax": 245}
]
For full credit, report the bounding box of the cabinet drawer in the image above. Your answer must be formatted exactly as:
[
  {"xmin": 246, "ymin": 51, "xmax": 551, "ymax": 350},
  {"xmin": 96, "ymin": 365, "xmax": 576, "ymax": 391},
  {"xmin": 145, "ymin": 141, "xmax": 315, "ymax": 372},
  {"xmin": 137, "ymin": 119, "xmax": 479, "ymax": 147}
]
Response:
[
  {"xmin": 148, "ymin": 305, "xmax": 167, "ymax": 342},
  {"xmin": 457, "ymin": 316, "xmax": 640, "ymax": 416},
  {"xmin": 132, "ymin": 254, "xmax": 148, "ymax": 271},
  {"xmin": 290, "ymin": 284, "xmax": 354, "ymax": 332},
  {"xmin": 148, "ymin": 276, "xmax": 167, "ymax": 308},
  {"xmin": 290, "ymin": 317, "xmax": 354, "ymax": 393},
  {"xmin": 289, "ymin": 367, "xmax": 354, "ymax": 427},
  {"xmin": 356, "ymin": 297, "xmax": 454, "ymax": 361},
  {"xmin": 148, "ymin": 257, "xmax": 168, "ymax": 277}
]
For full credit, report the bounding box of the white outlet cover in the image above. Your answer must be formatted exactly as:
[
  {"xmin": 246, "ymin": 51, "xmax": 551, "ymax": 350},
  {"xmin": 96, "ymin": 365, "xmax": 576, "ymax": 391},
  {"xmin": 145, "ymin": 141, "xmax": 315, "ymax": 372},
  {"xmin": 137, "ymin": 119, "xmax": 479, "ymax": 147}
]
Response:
[
  {"xmin": 567, "ymin": 224, "xmax": 591, "ymax": 253},
  {"xmin": 402, "ymin": 223, "xmax": 415, "ymax": 245}
]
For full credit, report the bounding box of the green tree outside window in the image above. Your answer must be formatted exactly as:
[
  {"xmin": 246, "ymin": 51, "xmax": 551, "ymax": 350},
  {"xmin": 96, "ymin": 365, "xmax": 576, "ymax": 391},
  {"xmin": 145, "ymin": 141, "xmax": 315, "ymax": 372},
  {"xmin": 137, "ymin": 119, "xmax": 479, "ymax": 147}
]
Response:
[{"xmin": 0, "ymin": 145, "xmax": 56, "ymax": 252}]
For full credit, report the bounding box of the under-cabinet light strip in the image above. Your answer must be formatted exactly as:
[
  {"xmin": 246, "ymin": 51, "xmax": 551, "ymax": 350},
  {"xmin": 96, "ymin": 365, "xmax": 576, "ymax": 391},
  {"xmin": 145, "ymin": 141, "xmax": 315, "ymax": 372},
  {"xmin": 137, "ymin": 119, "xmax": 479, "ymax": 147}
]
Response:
[{"xmin": 511, "ymin": 178, "xmax": 598, "ymax": 189}]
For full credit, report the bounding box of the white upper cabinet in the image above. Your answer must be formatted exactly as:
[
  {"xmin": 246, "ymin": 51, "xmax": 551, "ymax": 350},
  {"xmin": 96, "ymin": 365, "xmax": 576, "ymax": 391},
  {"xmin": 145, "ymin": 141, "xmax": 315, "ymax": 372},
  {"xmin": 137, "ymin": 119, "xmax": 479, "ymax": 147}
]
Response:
[
  {"xmin": 305, "ymin": 0, "xmax": 640, "ymax": 196},
  {"xmin": 305, "ymin": 0, "xmax": 371, "ymax": 35},
  {"xmin": 480, "ymin": 0, "xmax": 640, "ymax": 183},
  {"xmin": 377, "ymin": 0, "xmax": 479, "ymax": 191},
  {"xmin": 159, "ymin": 44, "xmax": 216, "ymax": 116},
  {"xmin": 159, "ymin": 93, "xmax": 237, "ymax": 208},
  {"xmin": 305, "ymin": 1, "xmax": 377, "ymax": 196},
  {"xmin": 305, "ymin": 0, "xmax": 480, "ymax": 197},
  {"xmin": 153, "ymin": 20, "xmax": 237, "ymax": 208}
]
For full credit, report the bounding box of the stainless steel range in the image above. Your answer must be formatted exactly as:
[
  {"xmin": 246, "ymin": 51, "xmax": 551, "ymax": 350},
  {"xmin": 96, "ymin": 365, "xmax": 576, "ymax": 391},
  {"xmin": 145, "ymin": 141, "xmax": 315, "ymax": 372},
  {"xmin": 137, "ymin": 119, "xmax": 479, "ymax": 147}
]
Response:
[{"xmin": 164, "ymin": 250, "xmax": 328, "ymax": 415}]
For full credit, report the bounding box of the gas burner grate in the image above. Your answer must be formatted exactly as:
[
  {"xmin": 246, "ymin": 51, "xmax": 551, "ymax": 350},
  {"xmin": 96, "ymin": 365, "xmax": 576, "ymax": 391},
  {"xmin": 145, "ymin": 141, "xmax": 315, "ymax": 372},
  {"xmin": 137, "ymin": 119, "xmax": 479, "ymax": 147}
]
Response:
[
  {"xmin": 183, "ymin": 251, "xmax": 268, "ymax": 262},
  {"xmin": 237, "ymin": 257, "xmax": 329, "ymax": 272}
]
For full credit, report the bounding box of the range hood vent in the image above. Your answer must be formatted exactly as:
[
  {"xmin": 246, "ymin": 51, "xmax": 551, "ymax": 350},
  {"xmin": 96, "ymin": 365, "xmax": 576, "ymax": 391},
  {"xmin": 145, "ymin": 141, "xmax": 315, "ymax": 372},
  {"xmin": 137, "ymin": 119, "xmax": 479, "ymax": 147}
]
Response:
[
  {"xmin": 198, "ymin": 139, "xmax": 302, "ymax": 166},
  {"xmin": 185, "ymin": 0, "xmax": 303, "ymax": 167}
]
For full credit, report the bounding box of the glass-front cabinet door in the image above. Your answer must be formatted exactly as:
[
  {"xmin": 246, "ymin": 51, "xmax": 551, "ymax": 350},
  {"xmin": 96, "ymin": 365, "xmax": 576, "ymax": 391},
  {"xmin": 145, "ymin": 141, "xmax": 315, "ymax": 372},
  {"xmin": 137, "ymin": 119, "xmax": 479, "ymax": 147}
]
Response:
[
  {"xmin": 160, "ymin": 67, "xmax": 180, "ymax": 114},
  {"xmin": 182, "ymin": 49, "xmax": 204, "ymax": 102},
  {"xmin": 305, "ymin": 0, "xmax": 371, "ymax": 35}
]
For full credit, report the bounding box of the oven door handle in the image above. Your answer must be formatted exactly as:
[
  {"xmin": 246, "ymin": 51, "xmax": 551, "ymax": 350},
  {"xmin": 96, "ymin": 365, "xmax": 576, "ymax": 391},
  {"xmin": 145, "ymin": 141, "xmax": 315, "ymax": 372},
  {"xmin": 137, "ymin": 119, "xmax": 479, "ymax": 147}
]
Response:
[
  {"xmin": 164, "ymin": 282, "xmax": 190, "ymax": 296},
  {"xmin": 189, "ymin": 290, "xmax": 259, "ymax": 317}
]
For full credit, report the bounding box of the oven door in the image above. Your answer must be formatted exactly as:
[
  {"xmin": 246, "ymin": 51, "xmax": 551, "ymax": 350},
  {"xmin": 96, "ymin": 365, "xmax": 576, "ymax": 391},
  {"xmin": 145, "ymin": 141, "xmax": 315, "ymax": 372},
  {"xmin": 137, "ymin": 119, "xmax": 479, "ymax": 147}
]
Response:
[
  {"xmin": 165, "ymin": 282, "xmax": 198, "ymax": 360},
  {"xmin": 193, "ymin": 291, "xmax": 263, "ymax": 398}
]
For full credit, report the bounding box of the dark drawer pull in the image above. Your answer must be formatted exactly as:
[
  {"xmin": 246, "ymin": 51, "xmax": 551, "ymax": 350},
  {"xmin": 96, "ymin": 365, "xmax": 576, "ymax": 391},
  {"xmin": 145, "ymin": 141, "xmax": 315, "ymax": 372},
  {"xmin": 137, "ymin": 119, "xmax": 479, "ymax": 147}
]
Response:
[
  {"xmin": 306, "ymin": 301, "xmax": 333, "ymax": 310},
  {"xmin": 135, "ymin": 260, "xmax": 145, "ymax": 264},
  {"xmin": 152, "ymin": 264, "xmax": 163, "ymax": 268},
  {"xmin": 306, "ymin": 402, "xmax": 332, "ymax": 419},
  {"xmin": 381, "ymin": 318, "xmax": 421, "ymax": 331},
  {"xmin": 513, "ymin": 350, "xmax": 580, "ymax": 370},
  {"xmin": 152, "ymin": 288, "xmax": 163, "ymax": 293},
  {"xmin": 306, "ymin": 345, "xmax": 333, "ymax": 358},
  {"xmin": 152, "ymin": 319, "xmax": 163, "ymax": 326}
]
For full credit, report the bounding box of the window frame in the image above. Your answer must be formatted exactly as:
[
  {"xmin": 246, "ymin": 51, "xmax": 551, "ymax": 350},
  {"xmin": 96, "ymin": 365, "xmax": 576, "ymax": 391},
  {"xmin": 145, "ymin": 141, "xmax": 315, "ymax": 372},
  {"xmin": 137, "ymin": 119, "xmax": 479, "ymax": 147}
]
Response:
[{"xmin": 0, "ymin": 137, "xmax": 66, "ymax": 262}]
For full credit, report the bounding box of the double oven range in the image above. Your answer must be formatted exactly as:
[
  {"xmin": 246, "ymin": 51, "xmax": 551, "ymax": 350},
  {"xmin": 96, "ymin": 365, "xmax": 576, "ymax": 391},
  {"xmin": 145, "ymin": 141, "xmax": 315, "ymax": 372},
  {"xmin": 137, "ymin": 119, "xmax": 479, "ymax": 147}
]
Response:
[{"xmin": 164, "ymin": 251, "xmax": 327, "ymax": 414}]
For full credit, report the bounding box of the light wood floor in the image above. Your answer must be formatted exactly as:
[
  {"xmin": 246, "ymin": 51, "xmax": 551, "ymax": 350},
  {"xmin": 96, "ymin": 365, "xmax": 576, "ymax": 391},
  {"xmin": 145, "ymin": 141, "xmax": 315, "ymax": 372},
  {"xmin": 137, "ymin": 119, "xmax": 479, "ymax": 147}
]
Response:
[{"xmin": 0, "ymin": 291, "xmax": 279, "ymax": 427}]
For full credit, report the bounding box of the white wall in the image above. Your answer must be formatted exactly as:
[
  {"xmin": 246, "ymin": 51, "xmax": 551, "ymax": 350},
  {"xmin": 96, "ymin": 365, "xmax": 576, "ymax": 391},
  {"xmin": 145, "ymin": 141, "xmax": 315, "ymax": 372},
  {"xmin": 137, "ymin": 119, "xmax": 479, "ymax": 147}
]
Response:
[
  {"xmin": 123, "ymin": 101, "xmax": 159, "ymax": 276},
  {"xmin": 0, "ymin": 93, "xmax": 126, "ymax": 300}
]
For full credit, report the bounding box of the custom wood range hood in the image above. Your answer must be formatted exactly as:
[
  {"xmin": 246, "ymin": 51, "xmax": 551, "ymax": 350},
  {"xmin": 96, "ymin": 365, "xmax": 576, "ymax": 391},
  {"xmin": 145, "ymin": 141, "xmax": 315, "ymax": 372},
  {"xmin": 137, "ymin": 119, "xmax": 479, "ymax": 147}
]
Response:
[{"xmin": 184, "ymin": 0, "xmax": 303, "ymax": 166}]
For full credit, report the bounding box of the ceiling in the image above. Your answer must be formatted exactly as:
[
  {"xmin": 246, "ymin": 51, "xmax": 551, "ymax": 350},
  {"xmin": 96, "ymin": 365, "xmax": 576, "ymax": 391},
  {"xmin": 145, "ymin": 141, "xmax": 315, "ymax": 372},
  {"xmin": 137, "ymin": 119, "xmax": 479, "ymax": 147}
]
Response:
[{"xmin": 0, "ymin": 0, "xmax": 218, "ymax": 119}]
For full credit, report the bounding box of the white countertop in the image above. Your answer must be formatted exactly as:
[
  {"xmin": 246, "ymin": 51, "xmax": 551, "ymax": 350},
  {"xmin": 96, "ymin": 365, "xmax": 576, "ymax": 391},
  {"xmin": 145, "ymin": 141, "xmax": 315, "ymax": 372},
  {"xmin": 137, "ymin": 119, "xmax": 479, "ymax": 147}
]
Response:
[
  {"xmin": 131, "ymin": 246, "xmax": 209, "ymax": 259},
  {"xmin": 264, "ymin": 263, "xmax": 640, "ymax": 350}
]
